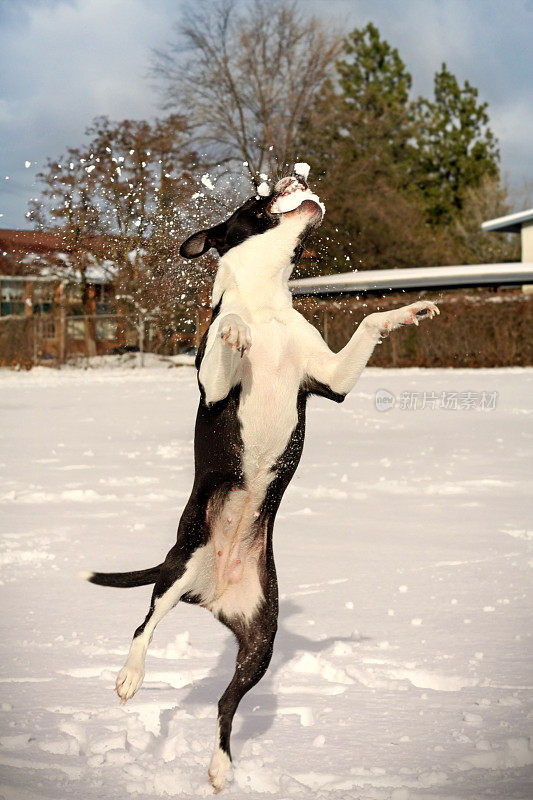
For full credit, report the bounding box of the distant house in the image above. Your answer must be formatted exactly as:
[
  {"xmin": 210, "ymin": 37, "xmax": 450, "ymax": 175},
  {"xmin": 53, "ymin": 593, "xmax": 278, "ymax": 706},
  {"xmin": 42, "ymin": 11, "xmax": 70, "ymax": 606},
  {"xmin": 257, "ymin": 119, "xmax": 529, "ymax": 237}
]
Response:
[
  {"xmin": 0, "ymin": 228, "xmax": 116, "ymax": 314},
  {"xmin": 482, "ymin": 208, "xmax": 533, "ymax": 263},
  {"xmin": 0, "ymin": 229, "xmax": 120, "ymax": 363},
  {"xmin": 0, "ymin": 228, "xmax": 206, "ymax": 366}
]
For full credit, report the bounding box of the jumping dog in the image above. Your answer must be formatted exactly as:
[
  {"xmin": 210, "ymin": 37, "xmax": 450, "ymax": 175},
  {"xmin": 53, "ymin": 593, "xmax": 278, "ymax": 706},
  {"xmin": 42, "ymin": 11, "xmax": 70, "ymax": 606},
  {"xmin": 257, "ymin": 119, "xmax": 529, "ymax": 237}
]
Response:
[{"xmin": 81, "ymin": 170, "xmax": 439, "ymax": 792}]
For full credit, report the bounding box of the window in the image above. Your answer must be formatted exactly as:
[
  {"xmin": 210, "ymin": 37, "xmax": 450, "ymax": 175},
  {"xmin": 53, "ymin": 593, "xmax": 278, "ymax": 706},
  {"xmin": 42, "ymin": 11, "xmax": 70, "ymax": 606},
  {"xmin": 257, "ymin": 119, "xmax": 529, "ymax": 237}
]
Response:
[
  {"xmin": 66, "ymin": 284, "xmax": 82, "ymax": 303},
  {"xmin": 95, "ymin": 301, "xmax": 115, "ymax": 315},
  {"xmin": 33, "ymin": 282, "xmax": 55, "ymax": 315},
  {"xmin": 67, "ymin": 318, "xmax": 85, "ymax": 340},
  {"xmin": 35, "ymin": 318, "xmax": 56, "ymax": 339},
  {"xmin": 95, "ymin": 284, "xmax": 115, "ymax": 315},
  {"xmin": 1, "ymin": 280, "xmax": 25, "ymax": 316},
  {"xmin": 95, "ymin": 318, "xmax": 117, "ymax": 341}
]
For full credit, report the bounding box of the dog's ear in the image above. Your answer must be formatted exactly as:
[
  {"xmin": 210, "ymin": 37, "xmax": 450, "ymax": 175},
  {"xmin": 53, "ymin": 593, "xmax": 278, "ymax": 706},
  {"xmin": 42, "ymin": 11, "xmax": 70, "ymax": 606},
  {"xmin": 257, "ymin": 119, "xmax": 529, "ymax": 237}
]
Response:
[{"xmin": 180, "ymin": 228, "xmax": 216, "ymax": 259}]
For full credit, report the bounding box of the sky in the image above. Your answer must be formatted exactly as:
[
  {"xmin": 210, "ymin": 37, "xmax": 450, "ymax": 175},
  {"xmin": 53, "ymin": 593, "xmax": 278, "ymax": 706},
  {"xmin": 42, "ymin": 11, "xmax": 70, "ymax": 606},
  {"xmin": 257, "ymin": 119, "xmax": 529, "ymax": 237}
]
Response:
[{"xmin": 0, "ymin": 0, "xmax": 532, "ymax": 229}]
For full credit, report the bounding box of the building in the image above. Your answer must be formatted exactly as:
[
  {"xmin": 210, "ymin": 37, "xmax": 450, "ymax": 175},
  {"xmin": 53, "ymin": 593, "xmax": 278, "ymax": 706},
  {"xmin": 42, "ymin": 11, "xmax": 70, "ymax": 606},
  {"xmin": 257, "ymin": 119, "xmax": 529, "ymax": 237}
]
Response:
[
  {"xmin": 0, "ymin": 228, "xmax": 209, "ymax": 366},
  {"xmin": 289, "ymin": 262, "xmax": 533, "ymax": 298},
  {"xmin": 290, "ymin": 208, "xmax": 533, "ymax": 298},
  {"xmin": 481, "ymin": 208, "xmax": 533, "ymax": 262},
  {"xmin": 0, "ymin": 229, "xmax": 118, "ymax": 364}
]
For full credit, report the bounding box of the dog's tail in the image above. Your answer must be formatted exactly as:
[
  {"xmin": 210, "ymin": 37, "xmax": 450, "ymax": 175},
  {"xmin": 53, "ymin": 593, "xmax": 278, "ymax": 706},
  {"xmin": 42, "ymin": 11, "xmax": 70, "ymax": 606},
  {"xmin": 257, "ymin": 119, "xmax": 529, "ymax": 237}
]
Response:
[{"xmin": 78, "ymin": 564, "xmax": 162, "ymax": 588}]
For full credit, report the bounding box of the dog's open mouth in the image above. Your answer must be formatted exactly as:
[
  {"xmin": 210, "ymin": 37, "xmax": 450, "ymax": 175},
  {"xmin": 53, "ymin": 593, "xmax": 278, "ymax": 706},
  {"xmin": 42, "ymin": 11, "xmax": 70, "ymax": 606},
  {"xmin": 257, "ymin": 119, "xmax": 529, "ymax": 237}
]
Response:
[{"xmin": 269, "ymin": 174, "xmax": 325, "ymax": 218}]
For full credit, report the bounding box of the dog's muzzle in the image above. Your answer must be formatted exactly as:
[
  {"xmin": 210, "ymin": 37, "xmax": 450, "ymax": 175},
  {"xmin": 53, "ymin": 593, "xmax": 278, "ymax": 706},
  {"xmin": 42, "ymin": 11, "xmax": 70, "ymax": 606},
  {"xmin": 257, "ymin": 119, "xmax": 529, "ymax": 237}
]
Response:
[{"xmin": 269, "ymin": 176, "xmax": 325, "ymax": 217}]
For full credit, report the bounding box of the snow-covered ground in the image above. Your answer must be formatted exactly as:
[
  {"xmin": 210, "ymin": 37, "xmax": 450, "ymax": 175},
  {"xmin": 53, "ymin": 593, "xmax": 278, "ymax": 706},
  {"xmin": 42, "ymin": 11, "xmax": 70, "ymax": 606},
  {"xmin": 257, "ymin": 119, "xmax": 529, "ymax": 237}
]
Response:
[{"xmin": 0, "ymin": 365, "xmax": 531, "ymax": 800}]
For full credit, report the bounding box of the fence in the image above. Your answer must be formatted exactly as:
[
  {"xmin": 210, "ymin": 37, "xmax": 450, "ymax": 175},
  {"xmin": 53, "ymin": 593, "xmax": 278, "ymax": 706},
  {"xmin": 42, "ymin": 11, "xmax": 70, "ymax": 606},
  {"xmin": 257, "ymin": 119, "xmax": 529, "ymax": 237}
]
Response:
[
  {"xmin": 294, "ymin": 288, "xmax": 533, "ymax": 368},
  {"xmin": 2, "ymin": 288, "xmax": 532, "ymax": 369},
  {"xmin": 0, "ymin": 316, "xmax": 35, "ymax": 368}
]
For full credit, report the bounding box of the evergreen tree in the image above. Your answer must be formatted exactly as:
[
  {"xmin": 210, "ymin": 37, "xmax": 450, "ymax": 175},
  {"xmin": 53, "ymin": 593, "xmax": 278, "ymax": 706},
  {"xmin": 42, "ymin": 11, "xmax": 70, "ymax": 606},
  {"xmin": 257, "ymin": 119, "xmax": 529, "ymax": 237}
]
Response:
[
  {"xmin": 335, "ymin": 22, "xmax": 415, "ymax": 166},
  {"xmin": 416, "ymin": 64, "xmax": 500, "ymax": 226},
  {"xmin": 298, "ymin": 24, "xmax": 450, "ymax": 273},
  {"xmin": 337, "ymin": 23, "xmax": 411, "ymax": 116}
]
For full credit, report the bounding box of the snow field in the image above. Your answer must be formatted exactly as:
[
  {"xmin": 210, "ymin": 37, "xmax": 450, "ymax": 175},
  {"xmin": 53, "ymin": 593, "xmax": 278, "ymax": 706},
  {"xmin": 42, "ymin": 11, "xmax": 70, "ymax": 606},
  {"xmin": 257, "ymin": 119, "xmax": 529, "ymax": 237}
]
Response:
[{"xmin": 0, "ymin": 365, "xmax": 531, "ymax": 799}]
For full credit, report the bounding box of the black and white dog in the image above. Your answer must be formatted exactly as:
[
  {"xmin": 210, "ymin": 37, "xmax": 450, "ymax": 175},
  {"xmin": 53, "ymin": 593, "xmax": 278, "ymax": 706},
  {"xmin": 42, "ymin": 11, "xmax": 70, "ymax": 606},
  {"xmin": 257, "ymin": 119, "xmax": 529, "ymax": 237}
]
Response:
[{"xmin": 82, "ymin": 170, "xmax": 438, "ymax": 792}]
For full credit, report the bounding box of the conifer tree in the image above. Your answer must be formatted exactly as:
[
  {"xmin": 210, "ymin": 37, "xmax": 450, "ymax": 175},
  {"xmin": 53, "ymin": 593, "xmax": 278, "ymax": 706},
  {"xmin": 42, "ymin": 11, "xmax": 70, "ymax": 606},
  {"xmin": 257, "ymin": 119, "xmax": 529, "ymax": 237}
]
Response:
[
  {"xmin": 298, "ymin": 24, "xmax": 449, "ymax": 273},
  {"xmin": 416, "ymin": 64, "xmax": 500, "ymax": 226}
]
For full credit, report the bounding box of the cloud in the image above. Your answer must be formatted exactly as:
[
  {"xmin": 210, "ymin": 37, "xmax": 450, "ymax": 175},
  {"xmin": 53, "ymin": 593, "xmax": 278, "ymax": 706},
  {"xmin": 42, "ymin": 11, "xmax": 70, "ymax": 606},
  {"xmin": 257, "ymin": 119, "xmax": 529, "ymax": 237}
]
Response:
[
  {"xmin": 1, "ymin": 0, "xmax": 532, "ymax": 228},
  {"xmin": 490, "ymin": 95, "xmax": 533, "ymax": 193}
]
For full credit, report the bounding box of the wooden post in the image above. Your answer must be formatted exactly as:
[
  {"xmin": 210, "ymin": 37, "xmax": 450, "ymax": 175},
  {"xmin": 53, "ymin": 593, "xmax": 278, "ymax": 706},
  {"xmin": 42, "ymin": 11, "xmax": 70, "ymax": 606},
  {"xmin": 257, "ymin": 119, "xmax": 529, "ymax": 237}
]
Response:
[
  {"xmin": 33, "ymin": 316, "xmax": 38, "ymax": 367},
  {"xmin": 24, "ymin": 281, "xmax": 34, "ymax": 317},
  {"xmin": 195, "ymin": 285, "xmax": 212, "ymax": 348},
  {"xmin": 138, "ymin": 317, "xmax": 145, "ymax": 368},
  {"xmin": 58, "ymin": 281, "xmax": 66, "ymax": 365}
]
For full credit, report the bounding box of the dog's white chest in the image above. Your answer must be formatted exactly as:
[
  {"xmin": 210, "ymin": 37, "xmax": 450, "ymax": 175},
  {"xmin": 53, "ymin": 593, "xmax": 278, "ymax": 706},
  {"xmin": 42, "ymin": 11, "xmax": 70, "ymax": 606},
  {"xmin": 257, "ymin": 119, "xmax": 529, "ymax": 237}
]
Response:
[{"xmin": 238, "ymin": 320, "xmax": 301, "ymax": 481}]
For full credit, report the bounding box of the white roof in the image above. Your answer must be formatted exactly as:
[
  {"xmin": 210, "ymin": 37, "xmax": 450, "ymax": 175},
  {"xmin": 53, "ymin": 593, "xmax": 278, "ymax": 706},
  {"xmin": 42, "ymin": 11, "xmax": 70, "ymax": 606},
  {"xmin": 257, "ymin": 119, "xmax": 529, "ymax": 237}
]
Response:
[
  {"xmin": 290, "ymin": 263, "xmax": 533, "ymax": 296},
  {"xmin": 481, "ymin": 208, "xmax": 533, "ymax": 234}
]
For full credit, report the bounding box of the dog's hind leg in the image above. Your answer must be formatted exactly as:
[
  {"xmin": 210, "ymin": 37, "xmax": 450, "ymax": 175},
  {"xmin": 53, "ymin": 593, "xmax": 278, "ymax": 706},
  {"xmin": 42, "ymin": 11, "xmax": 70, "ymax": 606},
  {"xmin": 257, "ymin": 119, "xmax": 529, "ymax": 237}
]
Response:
[
  {"xmin": 209, "ymin": 601, "xmax": 278, "ymax": 793},
  {"xmin": 115, "ymin": 544, "xmax": 203, "ymax": 703}
]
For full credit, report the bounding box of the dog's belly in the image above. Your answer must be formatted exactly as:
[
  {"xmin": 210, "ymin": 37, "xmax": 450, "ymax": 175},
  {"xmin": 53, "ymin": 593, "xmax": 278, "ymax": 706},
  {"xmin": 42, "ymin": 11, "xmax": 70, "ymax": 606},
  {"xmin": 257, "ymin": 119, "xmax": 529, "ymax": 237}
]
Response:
[
  {"xmin": 185, "ymin": 535, "xmax": 265, "ymax": 622},
  {"xmin": 195, "ymin": 485, "xmax": 266, "ymax": 621}
]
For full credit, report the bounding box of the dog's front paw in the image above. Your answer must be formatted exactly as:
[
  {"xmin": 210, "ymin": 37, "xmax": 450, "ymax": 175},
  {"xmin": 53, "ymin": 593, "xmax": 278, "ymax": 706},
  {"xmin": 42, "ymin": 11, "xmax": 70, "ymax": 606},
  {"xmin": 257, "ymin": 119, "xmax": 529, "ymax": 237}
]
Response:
[
  {"xmin": 398, "ymin": 300, "xmax": 440, "ymax": 326},
  {"xmin": 367, "ymin": 301, "xmax": 439, "ymax": 337},
  {"xmin": 115, "ymin": 664, "xmax": 144, "ymax": 704},
  {"xmin": 219, "ymin": 314, "xmax": 252, "ymax": 357},
  {"xmin": 208, "ymin": 747, "xmax": 232, "ymax": 793}
]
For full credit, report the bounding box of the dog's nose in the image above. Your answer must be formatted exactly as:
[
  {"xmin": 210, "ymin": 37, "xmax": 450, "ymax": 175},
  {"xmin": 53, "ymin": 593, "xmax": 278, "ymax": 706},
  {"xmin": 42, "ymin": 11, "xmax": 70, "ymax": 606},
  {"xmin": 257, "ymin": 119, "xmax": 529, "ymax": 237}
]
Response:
[{"xmin": 274, "ymin": 176, "xmax": 299, "ymax": 195}]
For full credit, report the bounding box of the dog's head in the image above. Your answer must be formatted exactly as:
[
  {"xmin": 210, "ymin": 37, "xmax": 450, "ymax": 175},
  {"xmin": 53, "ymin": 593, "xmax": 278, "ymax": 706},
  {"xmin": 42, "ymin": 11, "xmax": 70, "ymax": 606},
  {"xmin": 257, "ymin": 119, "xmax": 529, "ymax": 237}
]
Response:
[{"xmin": 180, "ymin": 171, "xmax": 324, "ymax": 263}]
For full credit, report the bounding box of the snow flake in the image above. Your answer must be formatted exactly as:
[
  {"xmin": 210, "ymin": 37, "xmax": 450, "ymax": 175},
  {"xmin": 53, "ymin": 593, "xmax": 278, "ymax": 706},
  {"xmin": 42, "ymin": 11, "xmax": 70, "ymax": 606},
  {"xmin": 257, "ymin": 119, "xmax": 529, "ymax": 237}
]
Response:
[{"xmin": 201, "ymin": 174, "xmax": 215, "ymax": 191}]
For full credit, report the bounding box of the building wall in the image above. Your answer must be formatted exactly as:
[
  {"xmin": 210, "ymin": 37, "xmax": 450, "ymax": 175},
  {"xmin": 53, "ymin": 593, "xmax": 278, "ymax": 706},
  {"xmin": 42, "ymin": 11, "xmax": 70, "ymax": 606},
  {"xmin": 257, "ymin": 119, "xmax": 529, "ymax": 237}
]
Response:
[{"xmin": 521, "ymin": 223, "xmax": 533, "ymax": 262}]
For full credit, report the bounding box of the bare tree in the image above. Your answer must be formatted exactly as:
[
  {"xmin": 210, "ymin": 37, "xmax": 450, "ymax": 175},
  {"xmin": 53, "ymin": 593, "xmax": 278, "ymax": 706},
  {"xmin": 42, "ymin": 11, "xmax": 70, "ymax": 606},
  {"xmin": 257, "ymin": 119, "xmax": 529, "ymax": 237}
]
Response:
[
  {"xmin": 151, "ymin": 0, "xmax": 342, "ymax": 186},
  {"xmin": 28, "ymin": 150, "xmax": 106, "ymax": 356},
  {"xmin": 29, "ymin": 115, "xmax": 207, "ymax": 360}
]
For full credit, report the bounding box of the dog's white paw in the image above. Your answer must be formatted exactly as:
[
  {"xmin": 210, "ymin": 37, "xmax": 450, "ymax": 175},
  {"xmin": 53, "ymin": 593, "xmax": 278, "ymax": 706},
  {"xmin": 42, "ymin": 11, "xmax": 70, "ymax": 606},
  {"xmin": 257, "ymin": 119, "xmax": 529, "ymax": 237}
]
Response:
[
  {"xmin": 115, "ymin": 663, "xmax": 144, "ymax": 704},
  {"xmin": 368, "ymin": 300, "xmax": 439, "ymax": 337},
  {"xmin": 208, "ymin": 747, "xmax": 232, "ymax": 794},
  {"xmin": 219, "ymin": 314, "xmax": 252, "ymax": 356}
]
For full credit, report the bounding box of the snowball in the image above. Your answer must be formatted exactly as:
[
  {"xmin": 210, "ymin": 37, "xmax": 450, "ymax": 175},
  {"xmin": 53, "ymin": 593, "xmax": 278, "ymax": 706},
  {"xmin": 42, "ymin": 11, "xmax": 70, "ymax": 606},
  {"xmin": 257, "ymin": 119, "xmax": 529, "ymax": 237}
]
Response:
[
  {"xmin": 201, "ymin": 173, "xmax": 214, "ymax": 191},
  {"xmin": 24, "ymin": 161, "xmax": 31, "ymax": 169},
  {"xmin": 270, "ymin": 184, "xmax": 325, "ymax": 216},
  {"xmin": 294, "ymin": 162, "xmax": 310, "ymax": 179},
  {"xmin": 257, "ymin": 182, "xmax": 270, "ymax": 197},
  {"xmin": 259, "ymin": 173, "xmax": 268, "ymax": 181}
]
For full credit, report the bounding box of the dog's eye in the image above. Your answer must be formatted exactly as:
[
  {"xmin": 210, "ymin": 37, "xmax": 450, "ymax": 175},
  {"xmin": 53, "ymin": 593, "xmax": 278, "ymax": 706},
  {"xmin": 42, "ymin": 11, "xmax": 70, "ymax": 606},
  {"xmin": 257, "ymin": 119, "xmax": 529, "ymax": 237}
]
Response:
[{"xmin": 255, "ymin": 210, "xmax": 264, "ymax": 218}]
